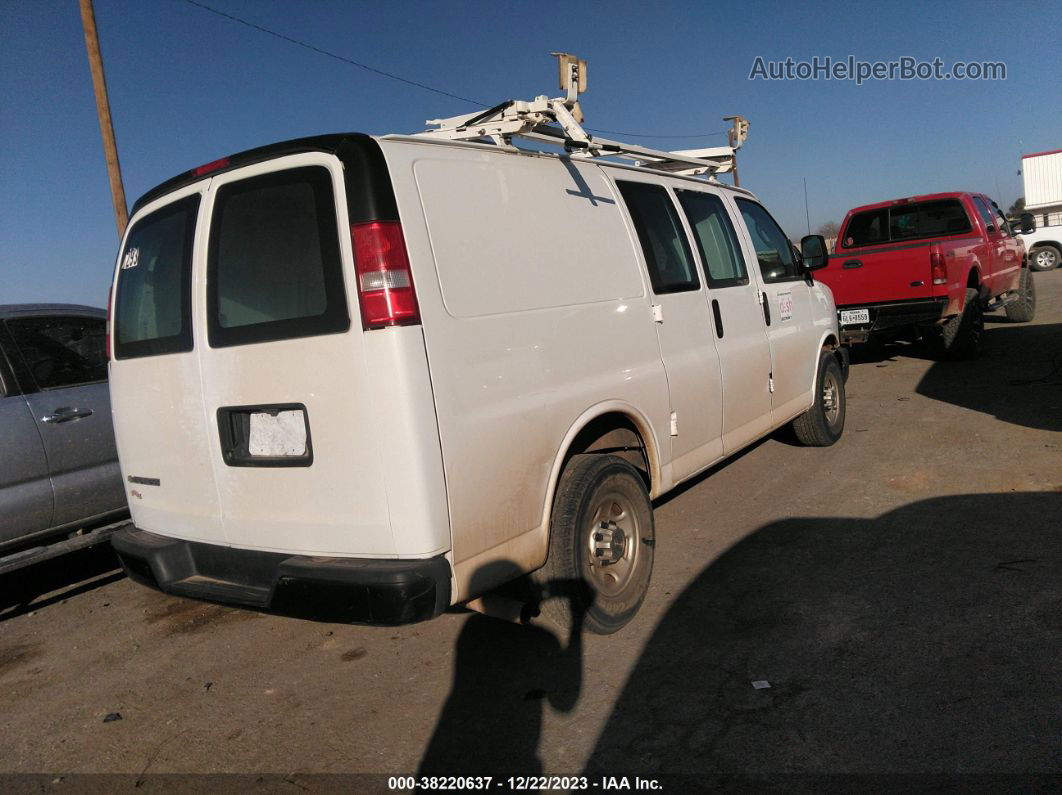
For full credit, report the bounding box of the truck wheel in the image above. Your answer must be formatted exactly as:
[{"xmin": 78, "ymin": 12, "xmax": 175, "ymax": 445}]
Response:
[
  {"xmin": 938, "ymin": 288, "xmax": 984, "ymax": 359},
  {"xmin": 1029, "ymin": 245, "xmax": 1060, "ymax": 272},
  {"xmin": 1004, "ymin": 268, "xmax": 1036, "ymax": 323},
  {"xmin": 791, "ymin": 349, "xmax": 846, "ymax": 447},
  {"xmin": 535, "ymin": 454, "xmax": 654, "ymax": 635}
]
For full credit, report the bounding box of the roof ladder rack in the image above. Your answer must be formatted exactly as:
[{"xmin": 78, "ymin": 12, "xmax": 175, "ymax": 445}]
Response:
[{"xmin": 416, "ymin": 53, "xmax": 748, "ymax": 179}]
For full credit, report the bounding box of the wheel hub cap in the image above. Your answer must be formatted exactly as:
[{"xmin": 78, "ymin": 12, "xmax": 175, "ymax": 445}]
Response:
[
  {"xmin": 593, "ymin": 521, "xmax": 627, "ymax": 565},
  {"xmin": 585, "ymin": 493, "xmax": 640, "ymax": 597}
]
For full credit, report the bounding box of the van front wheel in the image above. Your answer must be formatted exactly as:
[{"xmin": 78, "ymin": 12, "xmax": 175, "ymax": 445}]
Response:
[
  {"xmin": 536, "ymin": 454, "xmax": 654, "ymax": 635},
  {"xmin": 791, "ymin": 350, "xmax": 846, "ymax": 446}
]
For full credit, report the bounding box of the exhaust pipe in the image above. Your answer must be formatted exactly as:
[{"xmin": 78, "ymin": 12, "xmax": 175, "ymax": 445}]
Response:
[{"xmin": 465, "ymin": 593, "xmax": 540, "ymax": 625}]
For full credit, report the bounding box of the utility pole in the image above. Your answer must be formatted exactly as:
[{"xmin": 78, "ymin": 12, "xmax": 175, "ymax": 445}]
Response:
[{"xmin": 79, "ymin": 0, "xmax": 128, "ymax": 238}]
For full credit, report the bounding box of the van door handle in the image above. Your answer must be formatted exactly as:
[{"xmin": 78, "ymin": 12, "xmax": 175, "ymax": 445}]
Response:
[
  {"xmin": 711, "ymin": 299, "xmax": 724, "ymax": 338},
  {"xmin": 761, "ymin": 293, "xmax": 771, "ymax": 326},
  {"xmin": 842, "ymin": 260, "xmax": 863, "ymax": 269},
  {"xmin": 41, "ymin": 407, "xmax": 93, "ymax": 424}
]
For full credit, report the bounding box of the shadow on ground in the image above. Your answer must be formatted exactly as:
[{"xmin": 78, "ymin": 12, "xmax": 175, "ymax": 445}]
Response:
[
  {"xmin": 585, "ymin": 492, "xmax": 1061, "ymax": 776},
  {"xmin": 416, "ymin": 493, "xmax": 1060, "ymax": 780},
  {"xmin": 0, "ymin": 544, "xmax": 122, "ymax": 622},
  {"xmin": 914, "ymin": 322, "xmax": 1062, "ymax": 432},
  {"xmin": 418, "ymin": 566, "xmax": 588, "ymax": 779}
]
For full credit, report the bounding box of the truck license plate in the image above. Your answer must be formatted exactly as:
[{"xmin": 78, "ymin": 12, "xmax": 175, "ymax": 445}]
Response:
[
  {"xmin": 248, "ymin": 410, "xmax": 307, "ymax": 456},
  {"xmin": 840, "ymin": 309, "xmax": 870, "ymax": 325}
]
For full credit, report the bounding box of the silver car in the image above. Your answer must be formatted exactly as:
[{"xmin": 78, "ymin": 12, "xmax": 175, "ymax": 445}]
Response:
[{"xmin": 1, "ymin": 304, "xmax": 127, "ymax": 554}]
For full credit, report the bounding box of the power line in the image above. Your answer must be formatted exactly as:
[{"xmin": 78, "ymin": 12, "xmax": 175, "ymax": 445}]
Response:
[
  {"xmin": 181, "ymin": 0, "xmax": 483, "ymax": 106},
  {"xmin": 180, "ymin": 0, "xmax": 728, "ymax": 141}
]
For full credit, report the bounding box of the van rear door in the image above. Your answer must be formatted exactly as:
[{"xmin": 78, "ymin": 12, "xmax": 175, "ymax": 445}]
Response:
[
  {"xmin": 112, "ymin": 149, "xmax": 442, "ymax": 560},
  {"xmin": 110, "ymin": 187, "xmax": 223, "ymax": 544},
  {"xmin": 194, "ymin": 155, "xmax": 396, "ymax": 556}
]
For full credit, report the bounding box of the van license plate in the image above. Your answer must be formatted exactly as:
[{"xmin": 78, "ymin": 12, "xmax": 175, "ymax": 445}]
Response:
[
  {"xmin": 248, "ymin": 410, "xmax": 308, "ymax": 456},
  {"xmin": 840, "ymin": 309, "xmax": 870, "ymax": 325}
]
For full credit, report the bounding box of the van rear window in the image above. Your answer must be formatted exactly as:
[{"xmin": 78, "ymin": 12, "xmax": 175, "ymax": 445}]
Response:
[
  {"xmin": 114, "ymin": 195, "xmax": 199, "ymax": 359},
  {"xmin": 843, "ymin": 199, "xmax": 971, "ymax": 248},
  {"xmin": 207, "ymin": 166, "xmax": 349, "ymax": 348}
]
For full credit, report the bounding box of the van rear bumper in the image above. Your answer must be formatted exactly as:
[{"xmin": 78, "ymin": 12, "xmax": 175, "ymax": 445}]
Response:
[{"xmin": 113, "ymin": 527, "xmax": 452, "ymax": 625}]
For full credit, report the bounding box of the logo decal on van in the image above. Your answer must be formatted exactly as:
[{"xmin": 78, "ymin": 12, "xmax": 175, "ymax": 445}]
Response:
[
  {"xmin": 121, "ymin": 247, "xmax": 140, "ymax": 270},
  {"xmin": 778, "ymin": 291, "xmax": 794, "ymax": 322}
]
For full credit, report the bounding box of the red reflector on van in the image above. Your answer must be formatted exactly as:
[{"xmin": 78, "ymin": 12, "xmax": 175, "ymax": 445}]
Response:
[
  {"xmin": 351, "ymin": 221, "xmax": 420, "ymax": 329},
  {"xmin": 194, "ymin": 157, "xmax": 230, "ymax": 176}
]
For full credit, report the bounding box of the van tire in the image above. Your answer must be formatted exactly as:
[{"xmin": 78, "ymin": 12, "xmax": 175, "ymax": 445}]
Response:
[
  {"xmin": 791, "ymin": 350, "xmax": 846, "ymax": 447},
  {"xmin": 1004, "ymin": 267, "xmax": 1036, "ymax": 322},
  {"xmin": 938, "ymin": 288, "xmax": 984, "ymax": 359},
  {"xmin": 535, "ymin": 454, "xmax": 654, "ymax": 635}
]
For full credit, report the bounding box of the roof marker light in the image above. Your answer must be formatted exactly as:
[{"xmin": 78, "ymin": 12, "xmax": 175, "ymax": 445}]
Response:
[{"xmin": 194, "ymin": 157, "xmax": 230, "ymax": 176}]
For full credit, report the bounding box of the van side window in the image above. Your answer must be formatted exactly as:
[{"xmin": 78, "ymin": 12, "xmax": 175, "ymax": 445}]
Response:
[
  {"xmin": 676, "ymin": 190, "xmax": 749, "ymax": 288},
  {"xmin": 114, "ymin": 195, "xmax": 199, "ymax": 359},
  {"xmin": 6, "ymin": 316, "xmax": 107, "ymax": 389},
  {"xmin": 617, "ymin": 182, "xmax": 699, "ymax": 294},
  {"xmin": 207, "ymin": 166, "xmax": 349, "ymax": 348},
  {"xmin": 736, "ymin": 199, "xmax": 799, "ymax": 282}
]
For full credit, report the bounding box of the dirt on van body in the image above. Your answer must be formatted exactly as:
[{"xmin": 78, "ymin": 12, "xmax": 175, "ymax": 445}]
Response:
[{"xmin": 2, "ymin": 272, "xmax": 1060, "ymax": 786}]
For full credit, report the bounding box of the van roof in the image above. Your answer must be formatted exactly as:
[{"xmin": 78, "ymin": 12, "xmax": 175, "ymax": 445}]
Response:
[
  {"xmin": 0, "ymin": 303, "xmax": 104, "ymax": 318},
  {"xmin": 133, "ymin": 131, "xmax": 756, "ymax": 217},
  {"xmin": 132, "ymin": 133, "xmax": 389, "ymax": 215}
]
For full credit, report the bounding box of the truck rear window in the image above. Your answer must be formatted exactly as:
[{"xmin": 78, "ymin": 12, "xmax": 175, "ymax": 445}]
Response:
[
  {"xmin": 207, "ymin": 166, "xmax": 349, "ymax": 348},
  {"xmin": 114, "ymin": 195, "xmax": 199, "ymax": 359},
  {"xmin": 843, "ymin": 199, "xmax": 971, "ymax": 248}
]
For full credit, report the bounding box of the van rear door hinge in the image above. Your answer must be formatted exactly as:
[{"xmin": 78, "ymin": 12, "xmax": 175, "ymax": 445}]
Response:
[{"xmin": 669, "ymin": 411, "xmax": 678, "ymax": 436}]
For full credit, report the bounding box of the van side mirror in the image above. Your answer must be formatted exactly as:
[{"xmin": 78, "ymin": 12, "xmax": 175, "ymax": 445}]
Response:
[
  {"xmin": 800, "ymin": 234, "xmax": 829, "ymax": 272},
  {"xmin": 1019, "ymin": 212, "xmax": 1035, "ymax": 234}
]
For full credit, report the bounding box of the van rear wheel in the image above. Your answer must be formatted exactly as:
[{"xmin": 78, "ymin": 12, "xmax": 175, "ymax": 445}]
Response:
[{"xmin": 535, "ymin": 454, "xmax": 654, "ymax": 635}]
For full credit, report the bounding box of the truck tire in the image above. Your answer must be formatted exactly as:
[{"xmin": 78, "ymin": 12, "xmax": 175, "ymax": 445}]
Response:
[
  {"xmin": 1005, "ymin": 267, "xmax": 1036, "ymax": 323},
  {"xmin": 1029, "ymin": 245, "xmax": 1060, "ymax": 272},
  {"xmin": 534, "ymin": 454, "xmax": 654, "ymax": 635},
  {"xmin": 938, "ymin": 288, "xmax": 984, "ymax": 359},
  {"xmin": 791, "ymin": 349, "xmax": 846, "ymax": 447}
]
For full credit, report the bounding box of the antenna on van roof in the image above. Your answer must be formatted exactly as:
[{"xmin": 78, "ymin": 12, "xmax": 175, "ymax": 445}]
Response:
[{"xmin": 416, "ymin": 53, "xmax": 744, "ymax": 179}]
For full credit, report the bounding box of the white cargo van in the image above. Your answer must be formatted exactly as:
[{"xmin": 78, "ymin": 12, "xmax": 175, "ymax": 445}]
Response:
[{"xmin": 110, "ymin": 121, "xmax": 845, "ymax": 633}]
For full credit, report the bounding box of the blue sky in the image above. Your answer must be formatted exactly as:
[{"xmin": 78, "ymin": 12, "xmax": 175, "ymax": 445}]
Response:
[{"xmin": 2, "ymin": 0, "xmax": 1060, "ymax": 307}]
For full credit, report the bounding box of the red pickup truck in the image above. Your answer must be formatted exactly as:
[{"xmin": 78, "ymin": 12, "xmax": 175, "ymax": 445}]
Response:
[{"xmin": 817, "ymin": 192, "xmax": 1037, "ymax": 357}]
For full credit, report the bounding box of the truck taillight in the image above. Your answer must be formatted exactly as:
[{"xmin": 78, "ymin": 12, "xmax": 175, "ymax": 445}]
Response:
[
  {"xmin": 351, "ymin": 221, "xmax": 420, "ymax": 329},
  {"xmin": 105, "ymin": 284, "xmax": 112, "ymax": 360},
  {"xmin": 930, "ymin": 248, "xmax": 947, "ymax": 286}
]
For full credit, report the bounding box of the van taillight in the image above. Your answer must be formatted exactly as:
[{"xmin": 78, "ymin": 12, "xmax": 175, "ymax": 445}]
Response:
[
  {"xmin": 105, "ymin": 284, "xmax": 113, "ymax": 360},
  {"xmin": 351, "ymin": 221, "xmax": 420, "ymax": 329},
  {"xmin": 930, "ymin": 248, "xmax": 947, "ymax": 285}
]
